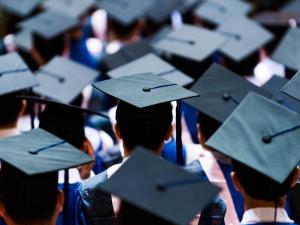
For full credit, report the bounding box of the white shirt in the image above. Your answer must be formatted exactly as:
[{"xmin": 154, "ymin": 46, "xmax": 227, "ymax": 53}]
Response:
[{"xmin": 241, "ymin": 208, "xmax": 294, "ymax": 224}]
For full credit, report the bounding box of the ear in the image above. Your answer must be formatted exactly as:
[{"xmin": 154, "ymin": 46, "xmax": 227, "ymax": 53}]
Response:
[
  {"xmin": 114, "ymin": 123, "xmax": 122, "ymax": 139},
  {"xmin": 231, "ymin": 171, "xmax": 243, "ymax": 193},
  {"xmin": 55, "ymin": 190, "xmax": 64, "ymax": 213},
  {"xmin": 18, "ymin": 100, "xmax": 27, "ymax": 118},
  {"xmin": 164, "ymin": 125, "xmax": 173, "ymax": 141},
  {"xmin": 291, "ymin": 166, "xmax": 300, "ymax": 188}
]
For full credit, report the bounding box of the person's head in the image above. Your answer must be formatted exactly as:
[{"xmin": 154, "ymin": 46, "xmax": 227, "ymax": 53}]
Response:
[
  {"xmin": 109, "ymin": 19, "xmax": 143, "ymax": 41},
  {"xmin": 197, "ymin": 112, "xmax": 221, "ymax": 146},
  {"xmin": 231, "ymin": 160, "xmax": 300, "ymax": 204},
  {"xmin": 115, "ymin": 101, "xmax": 173, "ymax": 154},
  {"xmin": 115, "ymin": 201, "xmax": 176, "ymax": 225},
  {"xmin": 0, "ymin": 162, "xmax": 64, "ymax": 225},
  {"xmin": 32, "ymin": 33, "xmax": 65, "ymax": 65},
  {"xmin": 0, "ymin": 92, "xmax": 27, "ymax": 128}
]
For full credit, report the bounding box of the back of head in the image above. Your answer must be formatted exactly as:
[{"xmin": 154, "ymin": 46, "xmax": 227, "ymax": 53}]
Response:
[
  {"xmin": 0, "ymin": 92, "xmax": 24, "ymax": 127},
  {"xmin": 197, "ymin": 112, "xmax": 221, "ymax": 142},
  {"xmin": 232, "ymin": 159, "xmax": 295, "ymax": 201},
  {"xmin": 115, "ymin": 101, "xmax": 172, "ymax": 151},
  {"xmin": 33, "ymin": 33, "xmax": 64, "ymax": 63},
  {"xmin": 115, "ymin": 201, "xmax": 176, "ymax": 225},
  {"xmin": 0, "ymin": 162, "xmax": 58, "ymax": 224}
]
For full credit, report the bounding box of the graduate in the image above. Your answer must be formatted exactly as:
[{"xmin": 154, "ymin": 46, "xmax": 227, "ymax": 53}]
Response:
[
  {"xmin": 0, "ymin": 52, "xmax": 37, "ymax": 138},
  {"xmin": 0, "ymin": 129, "xmax": 93, "ymax": 225},
  {"xmin": 206, "ymin": 92, "xmax": 300, "ymax": 225},
  {"xmin": 99, "ymin": 148, "xmax": 221, "ymax": 225}
]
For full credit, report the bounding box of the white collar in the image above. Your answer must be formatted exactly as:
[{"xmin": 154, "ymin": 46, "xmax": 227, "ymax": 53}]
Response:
[
  {"xmin": 241, "ymin": 207, "xmax": 294, "ymax": 224},
  {"xmin": 107, "ymin": 156, "xmax": 129, "ymax": 178}
]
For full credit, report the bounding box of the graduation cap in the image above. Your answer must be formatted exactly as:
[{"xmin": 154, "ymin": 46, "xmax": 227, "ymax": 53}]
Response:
[
  {"xmin": 99, "ymin": 147, "xmax": 220, "ymax": 225},
  {"xmin": 194, "ymin": 0, "xmax": 252, "ymax": 26},
  {"xmin": 43, "ymin": 0, "xmax": 95, "ymax": 18},
  {"xmin": 183, "ymin": 63, "xmax": 271, "ymax": 123},
  {"xmin": 92, "ymin": 73, "xmax": 199, "ymax": 165},
  {"xmin": 18, "ymin": 10, "xmax": 79, "ymax": 40},
  {"xmin": 153, "ymin": 24, "xmax": 226, "ymax": 62},
  {"xmin": 97, "ymin": 0, "xmax": 153, "ymax": 27},
  {"xmin": 103, "ymin": 40, "xmax": 153, "ymax": 71},
  {"xmin": 14, "ymin": 29, "xmax": 33, "ymax": 52},
  {"xmin": 33, "ymin": 56, "xmax": 99, "ymax": 104},
  {"xmin": 0, "ymin": 52, "xmax": 38, "ymax": 96},
  {"xmin": 107, "ymin": 53, "xmax": 194, "ymax": 86},
  {"xmin": 0, "ymin": 128, "xmax": 93, "ymax": 224},
  {"xmin": 262, "ymin": 75, "xmax": 300, "ymax": 113},
  {"xmin": 206, "ymin": 92, "xmax": 300, "ymax": 184},
  {"xmin": 272, "ymin": 27, "xmax": 300, "ymax": 71},
  {"xmin": 281, "ymin": 0, "xmax": 300, "ymax": 14},
  {"xmin": 0, "ymin": 0, "xmax": 41, "ymax": 18},
  {"xmin": 177, "ymin": 0, "xmax": 200, "ymax": 16},
  {"xmin": 0, "ymin": 128, "xmax": 93, "ymax": 175},
  {"xmin": 146, "ymin": 0, "xmax": 184, "ymax": 25},
  {"xmin": 216, "ymin": 15, "xmax": 274, "ymax": 62},
  {"xmin": 281, "ymin": 70, "xmax": 300, "ymax": 102}
]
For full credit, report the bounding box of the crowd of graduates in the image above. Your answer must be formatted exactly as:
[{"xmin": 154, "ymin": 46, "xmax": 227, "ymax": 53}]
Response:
[{"xmin": 0, "ymin": 0, "xmax": 300, "ymax": 225}]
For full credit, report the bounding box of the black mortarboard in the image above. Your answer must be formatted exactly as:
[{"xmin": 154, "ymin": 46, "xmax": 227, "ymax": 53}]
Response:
[
  {"xmin": 97, "ymin": 0, "xmax": 153, "ymax": 27},
  {"xmin": 281, "ymin": 70, "xmax": 300, "ymax": 102},
  {"xmin": 272, "ymin": 27, "xmax": 300, "ymax": 71},
  {"xmin": 0, "ymin": 0, "xmax": 41, "ymax": 18},
  {"xmin": 216, "ymin": 15, "xmax": 274, "ymax": 62},
  {"xmin": 262, "ymin": 75, "xmax": 300, "ymax": 113},
  {"xmin": 92, "ymin": 73, "xmax": 199, "ymax": 165},
  {"xmin": 18, "ymin": 10, "xmax": 79, "ymax": 40},
  {"xmin": 0, "ymin": 52, "xmax": 38, "ymax": 96},
  {"xmin": 184, "ymin": 63, "xmax": 271, "ymax": 123},
  {"xmin": 107, "ymin": 53, "xmax": 194, "ymax": 86},
  {"xmin": 194, "ymin": 0, "xmax": 252, "ymax": 26},
  {"xmin": 206, "ymin": 92, "xmax": 300, "ymax": 183},
  {"xmin": 146, "ymin": 0, "xmax": 183, "ymax": 25},
  {"xmin": 0, "ymin": 128, "xmax": 93, "ymax": 175},
  {"xmin": 33, "ymin": 56, "xmax": 99, "ymax": 103},
  {"xmin": 14, "ymin": 29, "xmax": 33, "ymax": 52},
  {"xmin": 99, "ymin": 148, "xmax": 220, "ymax": 225},
  {"xmin": 43, "ymin": 0, "xmax": 95, "ymax": 18},
  {"xmin": 103, "ymin": 40, "xmax": 153, "ymax": 71},
  {"xmin": 153, "ymin": 24, "xmax": 226, "ymax": 62}
]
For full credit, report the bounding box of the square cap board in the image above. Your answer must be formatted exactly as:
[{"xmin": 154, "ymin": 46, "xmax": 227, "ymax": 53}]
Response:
[
  {"xmin": 153, "ymin": 24, "xmax": 227, "ymax": 62},
  {"xmin": 0, "ymin": 0, "xmax": 41, "ymax": 17},
  {"xmin": 206, "ymin": 92, "xmax": 300, "ymax": 184},
  {"xmin": 216, "ymin": 15, "xmax": 274, "ymax": 62},
  {"xmin": 33, "ymin": 56, "xmax": 99, "ymax": 103},
  {"xmin": 194, "ymin": 0, "xmax": 252, "ymax": 25},
  {"xmin": 107, "ymin": 53, "xmax": 194, "ymax": 86}
]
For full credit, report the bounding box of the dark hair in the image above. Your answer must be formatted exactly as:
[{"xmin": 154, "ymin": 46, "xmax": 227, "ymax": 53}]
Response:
[
  {"xmin": 109, "ymin": 19, "xmax": 139, "ymax": 38},
  {"xmin": 115, "ymin": 201, "xmax": 176, "ymax": 225},
  {"xmin": 0, "ymin": 92, "xmax": 24, "ymax": 127},
  {"xmin": 33, "ymin": 33, "xmax": 65, "ymax": 63},
  {"xmin": 197, "ymin": 112, "xmax": 221, "ymax": 142},
  {"xmin": 0, "ymin": 162, "xmax": 58, "ymax": 223},
  {"xmin": 115, "ymin": 101, "xmax": 172, "ymax": 151},
  {"xmin": 232, "ymin": 160, "xmax": 296, "ymax": 201}
]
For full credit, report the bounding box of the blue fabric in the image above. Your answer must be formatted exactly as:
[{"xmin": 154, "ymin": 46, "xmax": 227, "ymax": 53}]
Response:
[
  {"xmin": 57, "ymin": 183, "xmax": 88, "ymax": 225},
  {"xmin": 182, "ymin": 102, "xmax": 199, "ymax": 143},
  {"xmin": 161, "ymin": 139, "xmax": 187, "ymax": 164},
  {"xmin": 0, "ymin": 218, "xmax": 4, "ymax": 225}
]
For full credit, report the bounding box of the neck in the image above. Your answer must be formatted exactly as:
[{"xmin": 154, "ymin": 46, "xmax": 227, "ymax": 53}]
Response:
[
  {"xmin": 123, "ymin": 143, "xmax": 163, "ymax": 158},
  {"xmin": 0, "ymin": 123, "xmax": 17, "ymax": 130},
  {"xmin": 244, "ymin": 193, "xmax": 286, "ymax": 211}
]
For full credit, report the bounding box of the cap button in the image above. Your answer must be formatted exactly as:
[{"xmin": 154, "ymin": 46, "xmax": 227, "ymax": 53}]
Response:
[
  {"xmin": 156, "ymin": 184, "xmax": 166, "ymax": 192},
  {"xmin": 143, "ymin": 87, "xmax": 151, "ymax": 92},
  {"xmin": 262, "ymin": 135, "xmax": 272, "ymax": 144},
  {"xmin": 28, "ymin": 150, "xmax": 38, "ymax": 155},
  {"xmin": 222, "ymin": 93, "xmax": 230, "ymax": 101}
]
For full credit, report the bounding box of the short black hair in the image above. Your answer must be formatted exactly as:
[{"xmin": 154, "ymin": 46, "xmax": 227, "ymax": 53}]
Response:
[
  {"xmin": 33, "ymin": 33, "xmax": 64, "ymax": 63},
  {"xmin": 0, "ymin": 162, "xmax": 58, "ymax": 224},
  {"xmin": 197, "ymin": 112, "xmax": 221, "ymax": 142},
  {"xmin": 0, "ymin": 92, "xmax": 24, "ymax": 127},
  {"xmin": 115, "ymin": 201, "xmax": 176, "ymax": 225},
  {"xmin": 232, "ymin": 159, "xmax": 296, "ymax": 201},
  {"xmin": 116, "ymin": 101, "xmax": 172, "ymax": 151}
]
